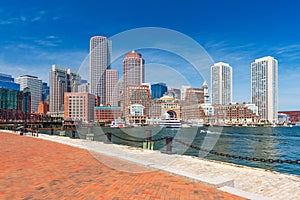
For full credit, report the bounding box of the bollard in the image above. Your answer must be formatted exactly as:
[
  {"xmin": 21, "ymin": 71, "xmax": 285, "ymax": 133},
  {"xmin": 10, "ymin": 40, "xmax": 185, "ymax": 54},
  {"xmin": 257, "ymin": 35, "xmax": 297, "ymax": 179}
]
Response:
[
  {"xmin": 20, "ymin": 128, "xmax": 24, "ymax": 136},
  {"xmin": 145, "ymin": 130, "xmax": 153, "ymax": 150},
  {"xmin": 161, "ymin": 136, "xmax": 176, "ymax": 154},
  {"xmin": 72, "ymin": 130, "xmax": 75, "ymax": 138},
  {"xmin": 105, "ymin": 132, "xmax": 112, "ymax": 143},
  {"xmin": 166, "ymin": 136, "xmax": 172, "ymax": 152}
]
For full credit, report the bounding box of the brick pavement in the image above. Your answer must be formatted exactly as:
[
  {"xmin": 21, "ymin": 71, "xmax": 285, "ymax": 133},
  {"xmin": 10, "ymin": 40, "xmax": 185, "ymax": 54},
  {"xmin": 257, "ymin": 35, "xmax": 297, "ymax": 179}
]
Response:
[{"xmin": 0, "ymin": 132, "xmax": 246, "ymax": 199}]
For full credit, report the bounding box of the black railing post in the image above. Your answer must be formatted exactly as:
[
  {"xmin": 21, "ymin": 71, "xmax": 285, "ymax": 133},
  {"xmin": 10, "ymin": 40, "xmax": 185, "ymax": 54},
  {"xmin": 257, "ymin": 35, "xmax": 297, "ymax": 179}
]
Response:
[
  {"xmin": 105, "ymin": 132, "xmax": 112, "ymax": 143},
  {"xmin": 166, "ymin": 137, "xmax": 172, "ymax": 152},
  {"xmin": 72, "ymin": 130, "xmax": 75, "ymax": 138},
  {"xmin": 161, "ymin": 136, "xmax": 176, "ymax": 154}
]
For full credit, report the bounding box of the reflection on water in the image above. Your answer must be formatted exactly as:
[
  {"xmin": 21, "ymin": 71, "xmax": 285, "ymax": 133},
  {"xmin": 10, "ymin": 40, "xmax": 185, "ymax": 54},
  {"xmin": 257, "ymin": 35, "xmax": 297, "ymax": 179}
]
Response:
[{"xmin": 47, "ymin": 126, "xmax": 300, "ymax": 176}]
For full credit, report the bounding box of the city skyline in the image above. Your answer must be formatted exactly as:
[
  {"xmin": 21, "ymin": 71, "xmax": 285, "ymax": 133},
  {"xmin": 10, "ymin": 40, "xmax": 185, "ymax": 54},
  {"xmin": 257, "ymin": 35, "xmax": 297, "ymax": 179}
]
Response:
[{"xmin": 0, "ymin": 1, "xmax": 299, "ymax": 110}]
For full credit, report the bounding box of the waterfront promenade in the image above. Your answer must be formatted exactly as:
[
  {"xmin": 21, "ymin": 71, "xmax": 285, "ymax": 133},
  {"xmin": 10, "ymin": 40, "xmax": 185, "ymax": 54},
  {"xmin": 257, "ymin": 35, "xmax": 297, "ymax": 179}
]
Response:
[
  {"xmin": 0, "ymin": 131, "xmax": 244, "ymax": 199},
  {"xmin": 1, "ymin": 131, "xmax": 300, "ymax": 199}
]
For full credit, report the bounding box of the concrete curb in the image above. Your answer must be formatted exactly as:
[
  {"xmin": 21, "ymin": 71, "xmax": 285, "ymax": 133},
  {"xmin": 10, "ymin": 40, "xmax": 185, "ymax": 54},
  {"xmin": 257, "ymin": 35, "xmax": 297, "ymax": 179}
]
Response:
[{"xmin": 219, "ymin": 186, "xmax": 273, "ymax": 200}]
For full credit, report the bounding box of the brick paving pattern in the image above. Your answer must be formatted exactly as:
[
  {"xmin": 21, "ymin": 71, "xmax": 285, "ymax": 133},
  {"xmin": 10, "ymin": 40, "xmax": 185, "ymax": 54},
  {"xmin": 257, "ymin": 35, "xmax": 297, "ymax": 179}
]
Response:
[{"xmin": 0, "ymin": 132, "xmax": 246, "ymax": 199}]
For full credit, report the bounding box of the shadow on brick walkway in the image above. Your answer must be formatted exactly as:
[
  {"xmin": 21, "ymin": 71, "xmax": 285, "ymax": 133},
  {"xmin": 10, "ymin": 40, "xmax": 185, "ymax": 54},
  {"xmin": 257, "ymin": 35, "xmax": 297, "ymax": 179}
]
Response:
[{"xmin": 0, "ymin": 132, "xmax": 246, "ymax": 199}]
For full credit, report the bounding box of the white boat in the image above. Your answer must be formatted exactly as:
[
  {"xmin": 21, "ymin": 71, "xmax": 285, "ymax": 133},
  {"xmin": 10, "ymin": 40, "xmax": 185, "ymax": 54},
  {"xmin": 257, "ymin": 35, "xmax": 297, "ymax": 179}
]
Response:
[
  {"xmin": 158, "ymin": 118, "xmax": 182, "ymax": 128},
  {"xmin": 191, "ymin": 123, "xmax": 204, "ymax": 127},
  {"xmin": 110, "ymin": 120, "xmax": 126, "ymax": 128}
]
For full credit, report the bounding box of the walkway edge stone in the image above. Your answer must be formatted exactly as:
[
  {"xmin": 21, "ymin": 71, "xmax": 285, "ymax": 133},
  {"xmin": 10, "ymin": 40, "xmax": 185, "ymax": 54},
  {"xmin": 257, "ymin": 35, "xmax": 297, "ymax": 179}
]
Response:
[
  {"xmin": 87, "ymin": 148, "xmax": 235, "ymax": 188},
  {"xmin": 219, "ymin": 186, "xmax": 274, "ymax": 200}
]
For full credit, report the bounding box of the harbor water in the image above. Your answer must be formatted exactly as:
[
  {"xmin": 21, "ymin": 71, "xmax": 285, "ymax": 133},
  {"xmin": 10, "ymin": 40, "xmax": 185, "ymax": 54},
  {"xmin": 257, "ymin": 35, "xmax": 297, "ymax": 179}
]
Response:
[{"xmin": 56, "ymin": 126, "xmax": 300, "ymax": 176}]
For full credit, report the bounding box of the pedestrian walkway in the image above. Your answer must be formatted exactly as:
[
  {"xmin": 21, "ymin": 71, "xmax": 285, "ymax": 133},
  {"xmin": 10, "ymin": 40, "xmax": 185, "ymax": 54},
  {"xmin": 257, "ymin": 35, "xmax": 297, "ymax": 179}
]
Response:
[
  {"xmin": 0, "ymin": 131, "xmax": 245, "ymax": 199},
  {"xmin": 32, "ymin": 131, "xmax": 300, "ymax": 200}
]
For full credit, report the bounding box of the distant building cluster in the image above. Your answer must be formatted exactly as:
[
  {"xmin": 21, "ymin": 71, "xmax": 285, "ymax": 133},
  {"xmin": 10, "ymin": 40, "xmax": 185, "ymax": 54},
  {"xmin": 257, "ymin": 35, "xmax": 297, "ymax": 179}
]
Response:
[{"xmin": 1, "ymin": 36, "xmax": 299, "ymax": 126}]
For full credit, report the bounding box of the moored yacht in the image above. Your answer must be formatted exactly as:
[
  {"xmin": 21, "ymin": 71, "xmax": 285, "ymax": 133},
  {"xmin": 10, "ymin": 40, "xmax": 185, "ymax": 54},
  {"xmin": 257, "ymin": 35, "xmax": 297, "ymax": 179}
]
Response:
[{"xmin": 158, "ymin": 118, "xmax": 182, "ymax": 128}]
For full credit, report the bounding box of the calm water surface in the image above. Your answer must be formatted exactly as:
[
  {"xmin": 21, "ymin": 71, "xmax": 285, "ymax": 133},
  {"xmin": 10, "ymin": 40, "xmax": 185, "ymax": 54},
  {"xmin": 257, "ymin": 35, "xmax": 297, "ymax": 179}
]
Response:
[{"xmin": 69, "ymin": 126, "xmax": 300, "ymax": 176}]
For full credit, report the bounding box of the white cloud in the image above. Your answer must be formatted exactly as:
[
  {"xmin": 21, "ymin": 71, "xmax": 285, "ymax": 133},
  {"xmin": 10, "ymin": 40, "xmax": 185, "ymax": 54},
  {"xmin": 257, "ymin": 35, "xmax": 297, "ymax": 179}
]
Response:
[
  {"xmin": 34, "ymin": 39, "xmax": 62, "ymax": 47},
  {"xmin": 0, "ymin": 9, "xmax": 53, "ymax": 26},
  {"xmin": 31, "ymin": 16, "xmax": 42, "ymax": 22}
]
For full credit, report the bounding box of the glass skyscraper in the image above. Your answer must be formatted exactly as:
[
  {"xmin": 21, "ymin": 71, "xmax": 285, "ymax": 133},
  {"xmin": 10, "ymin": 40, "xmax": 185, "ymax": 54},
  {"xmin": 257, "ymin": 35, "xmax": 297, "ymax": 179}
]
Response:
[
  {"xmin": 151, "ymin": 83, "xmax": 167, "ymax": 99},
  {"xmin": 42, "ymin": 82, "xmax": 50, "ymax": 101},
  {"xmin": 251, "ymin": 56, "xmax": 278, "ymax": 123},
  {"xmin": 0, "ymin": 73, "xmax": 20, "ymax": 91},
  {"xmin": 90, "ymin": 36, "xmax": 112, "ymax": 104},
  {"xmin": 210, "ymin": 62, "xmax": 232, "ymax": 105}
]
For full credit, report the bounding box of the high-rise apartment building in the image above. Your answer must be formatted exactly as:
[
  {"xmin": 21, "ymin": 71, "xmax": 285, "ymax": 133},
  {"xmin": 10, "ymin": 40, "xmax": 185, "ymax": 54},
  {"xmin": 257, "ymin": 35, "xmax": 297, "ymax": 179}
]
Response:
[
  {"xmin": 90, "ymin": 36, "xmax": 112, "ymax": 104},
  {"xmin": 122, "ymin": 51, "xmax": 145, "ymax": 116},
  {"xmin": 50, "ymin": 65, "xmax": 81, "ymax": 114},
  {"xmin": 105, "ymin": 69, "xmax": 118, "ymax": 106},
  {"xmin": 16, "ymin": 75, "xmax": 42, "ymax": 113},
  {"xmin": 211, "ymin": 62, "xmax": 232, "ymax": 105},
  {"xmin": 251, "ymin": 56, "xmax": 278, "ymax": 123}
]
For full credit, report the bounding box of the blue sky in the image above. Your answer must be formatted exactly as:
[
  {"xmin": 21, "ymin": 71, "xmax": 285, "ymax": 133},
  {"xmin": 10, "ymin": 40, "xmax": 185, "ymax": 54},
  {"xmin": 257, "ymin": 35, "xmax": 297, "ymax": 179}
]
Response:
[{"xmin": 0, "ymin": 0, "xmax": 300, "ymax": 110}]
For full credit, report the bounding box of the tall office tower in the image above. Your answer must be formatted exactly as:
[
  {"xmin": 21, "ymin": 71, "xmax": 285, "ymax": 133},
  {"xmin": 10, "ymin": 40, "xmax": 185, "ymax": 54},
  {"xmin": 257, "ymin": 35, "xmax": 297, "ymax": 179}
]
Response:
[
  {"xmin": 122, "ymin": 51, "xmax": 145, "ymax": 116},
  {"xmin": 50, "ymin": 64, "xmax": 81, "ymax": 114},
  {"xmin": 16, "ymin": 75, "xmax": 42, "ymax": 113},
  {"xmin": 151, "ymin": 83, "xmax": 167, "ymax": 99},
  {"xmin": 251, "ymin": 56, "xmax": 278, "ymax": 123},
  {"xmin": 210, "ymin": 62, "xmax": 232, "ymax": 105},
  {"xmin": 90, "ymin": 36, "xmax": 112, "ymax": 104},
  {"xmin": 123, "ymin": 51, "xmax": 145, "ymax": 88},
  {"xmin": 105, "ymin": 69, "xmax": 118, "ymax": 106}
]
